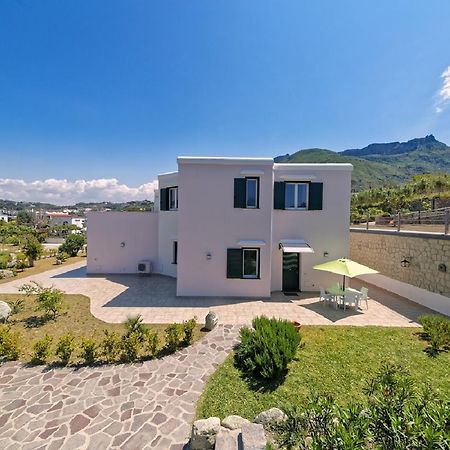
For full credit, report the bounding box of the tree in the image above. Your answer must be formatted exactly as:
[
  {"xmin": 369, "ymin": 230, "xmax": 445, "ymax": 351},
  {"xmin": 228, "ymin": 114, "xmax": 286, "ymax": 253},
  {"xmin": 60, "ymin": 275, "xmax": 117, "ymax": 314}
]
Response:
[
  {"xmin": 23, "ymin": 236, "xmax": 43, "ymax": 267},
  {"xmin": 16, "ymin": 211, "xmax": 34, "ymax": 226},
  {"xmin": 58, "ymin": 233, "xmax": 86, "ymax": 257}
]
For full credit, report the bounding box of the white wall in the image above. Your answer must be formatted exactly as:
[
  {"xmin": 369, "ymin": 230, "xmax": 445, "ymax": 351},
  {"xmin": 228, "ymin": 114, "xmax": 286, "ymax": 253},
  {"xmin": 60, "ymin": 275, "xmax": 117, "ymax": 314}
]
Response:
[
  {"xmin": 358, "ymin": 273, "xmax": 450, "ymax": 317},
  {"xmin": 87, "ymin": 211, "xmax": 158, "ymax": 274},
  {"xmin": 271, "ymin": 165, "xmax": 353, "ymax": 291},
  {"xmin": 177, "ymin": 159, "xmax": 274, "ymax": 297},
  {"xmin": 158, "ymin": 172, "xmax": 178, "ymax": 278}
]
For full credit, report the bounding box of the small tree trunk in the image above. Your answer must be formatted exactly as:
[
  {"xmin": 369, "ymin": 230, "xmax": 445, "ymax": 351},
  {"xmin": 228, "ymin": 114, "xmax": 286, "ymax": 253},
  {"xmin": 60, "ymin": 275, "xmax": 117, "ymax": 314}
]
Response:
[{"xmin": 28, "ymin": 258, "xmax": 34, "ymax": 267}]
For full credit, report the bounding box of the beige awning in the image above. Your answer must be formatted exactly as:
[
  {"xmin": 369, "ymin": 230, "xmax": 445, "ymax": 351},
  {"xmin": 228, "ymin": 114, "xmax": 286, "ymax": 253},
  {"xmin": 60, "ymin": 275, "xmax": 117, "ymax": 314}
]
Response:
[{"xmin": 280, "ymin": 240, "xmax": 314, "ymax": 253}]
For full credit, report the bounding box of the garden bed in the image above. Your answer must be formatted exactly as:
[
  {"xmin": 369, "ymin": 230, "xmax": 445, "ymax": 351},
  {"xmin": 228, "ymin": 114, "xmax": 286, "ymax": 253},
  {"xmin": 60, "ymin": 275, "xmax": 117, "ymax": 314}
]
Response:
[
  {"xmin": 0, "ymin": 292, "xmax": 205, "ymax": 364},
  {"xmin": 196, "ymin": 326, "xmax": 450, "ymax": 420}
]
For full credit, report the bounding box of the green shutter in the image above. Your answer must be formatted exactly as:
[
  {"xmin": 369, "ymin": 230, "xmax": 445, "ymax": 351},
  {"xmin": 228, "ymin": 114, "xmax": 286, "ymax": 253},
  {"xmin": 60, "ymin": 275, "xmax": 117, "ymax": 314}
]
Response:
[
  {"xmin": 227, "ymin": 248, "xmax": 243, "ymax": 278},
  {"xmin": 308, "ymin": 183, "xmax": 323, "ymax": 210},
  {"xmin": 274, "ymin": 182, "xmax": 285, "ymax": 209},
  {"xmin": 160, "ymin": 188, "xmax": 168, "ymax": 211},
  {"xmin": 234, "ymin": 178, "xmax": 246, "ymax": 208}
]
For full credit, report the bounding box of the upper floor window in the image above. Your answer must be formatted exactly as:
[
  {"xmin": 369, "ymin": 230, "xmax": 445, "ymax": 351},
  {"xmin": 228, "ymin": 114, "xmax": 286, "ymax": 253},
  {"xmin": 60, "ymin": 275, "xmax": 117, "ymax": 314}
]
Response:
[
  {"xmin": 234, "ymin": 177, "xmax": 259, "ymax": 209},
  {"xmin": 246, "ymin": 178, "xmax": 258, "ymax": 208},
  {"xmin": 274, "ymin": 181, "xmax": 323, "ymax": 211},
  {"xmin": 169, "ymin": 187, "xmax": 178, "ymax": 210},
  {"xmin": 285, "ymin": 183, "xmax": 308, "ymax": 209}
]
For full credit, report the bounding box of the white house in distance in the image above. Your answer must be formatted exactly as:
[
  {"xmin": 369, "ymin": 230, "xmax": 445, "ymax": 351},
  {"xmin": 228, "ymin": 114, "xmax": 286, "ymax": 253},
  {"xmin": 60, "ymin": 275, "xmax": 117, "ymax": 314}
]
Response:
[
  {"xmin": 46, "ymin": 212, "xmax": 86, "ymax": 229},
  {"xmin": 87, "ymin": 157, "xmax": 352, "ymax": 297}
]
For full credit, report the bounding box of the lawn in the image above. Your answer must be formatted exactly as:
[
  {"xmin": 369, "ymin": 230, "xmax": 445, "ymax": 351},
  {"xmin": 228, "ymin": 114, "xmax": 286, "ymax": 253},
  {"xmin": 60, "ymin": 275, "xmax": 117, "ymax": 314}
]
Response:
[
  {"xmin": 1, "ymin": 293, "xmax": 205, "ymax": 363},
  {"xmin": 0, "ymin": 255, "xmax": 85, "ymax": 284},
  {"xmin": 196, "ymin": 326, "xmax": 450, "ymax": 420}
]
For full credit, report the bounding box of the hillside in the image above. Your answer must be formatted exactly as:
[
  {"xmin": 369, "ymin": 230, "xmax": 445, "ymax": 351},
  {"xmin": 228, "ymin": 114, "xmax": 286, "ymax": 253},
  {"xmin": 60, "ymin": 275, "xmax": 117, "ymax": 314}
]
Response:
[{"xmin": 275, "ymin": 135, "xmax": 450, "ymax": 191}]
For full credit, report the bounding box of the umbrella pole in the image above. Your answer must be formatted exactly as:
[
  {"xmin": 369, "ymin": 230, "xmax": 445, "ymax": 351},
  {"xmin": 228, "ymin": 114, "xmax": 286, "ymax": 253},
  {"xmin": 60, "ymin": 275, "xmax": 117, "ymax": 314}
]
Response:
[{"xmin": 342, "ymin": 275, "xmax": 346, "ymax": 290}]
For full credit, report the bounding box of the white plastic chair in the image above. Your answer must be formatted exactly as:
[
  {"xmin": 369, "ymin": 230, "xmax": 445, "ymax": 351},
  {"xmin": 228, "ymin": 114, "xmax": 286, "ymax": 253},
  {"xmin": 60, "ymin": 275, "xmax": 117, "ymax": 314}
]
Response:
[
  {"xmin": 357, "ymin": 287, "xmax": 369, "ymax": 310},
  {"xmin": 319, "ymin": 288, "xmax": 333, "ymax": 306},
  {"xmin": 343, "ymin": 291, "xmax": 359, "ymax": 311}
]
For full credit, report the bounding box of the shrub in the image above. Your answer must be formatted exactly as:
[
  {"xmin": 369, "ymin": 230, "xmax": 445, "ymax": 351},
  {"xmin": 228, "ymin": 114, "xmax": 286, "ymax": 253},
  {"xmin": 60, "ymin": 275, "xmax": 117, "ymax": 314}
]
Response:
[
  {"xmin": 31, "ymin": 335, "xmax": 53, "ymax": 364},
  {"xmin": 8, "ymin": 299, "xmax": 24, "ymax": 316},
  {"xmin": 164, "ymin": 323, "xmax": 183, "ymax": 353},
  {"xmin": 121, "ymin": 331, "xmax": 141, "ymax": 362},
  {"xmin": 419, "ymin": 314, "xmax": 450, "ymax": 354},
  {"xmin": 55, "ymin": 333, "xmax": 76, "ymax": 365},
  {"xmin": 19, "ymin": 282, "xmax": 64, "ymax": 320},
  {"xmin": 124, "ymin": 315, "xmax": 148, "ymax": 341},
  {"xmin": 56, "ymin": 251, "xmax": 69, "ymax": 264},
  {"xmin": 144, "ymin": 330, "xmax": 159, "ymax": 357},
  {"xmin": 0, "ymin": 252, "xmax": 10, "ymax": 270},
  {"xmin": 100, "ymin": 329, "xmax": 122, "ymax": 363},
  {"xmin": 79, "ymin": 338, "xmax": 98, "ymax": 365},
  {"xmin": 235, "ymin": 316, "xmax": 301, "ymax": 382},
  {"xmin": 58, "ymin": 234, "xmax": 86, "ymax": 257},
  {"xmin": 0, "ymin": 326, "xmax": 21, "ymax": 360},
  {"xmin": 274, "ymin": 364, "xmax": 450, "ymax": 450},
  {"xmin": 182, "ymin": 317, "xmax": 197, "ymax": 346},
  {"xmin": 14, "ymin": 252, "xmax": 27, "ymax": 271}
]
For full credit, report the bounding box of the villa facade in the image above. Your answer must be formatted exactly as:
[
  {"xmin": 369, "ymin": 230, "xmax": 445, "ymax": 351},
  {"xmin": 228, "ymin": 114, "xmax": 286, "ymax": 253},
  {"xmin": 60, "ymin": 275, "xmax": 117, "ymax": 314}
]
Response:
[{"xmin": 87, "ymin": 157, "xmax": 352, "ymax": 297}]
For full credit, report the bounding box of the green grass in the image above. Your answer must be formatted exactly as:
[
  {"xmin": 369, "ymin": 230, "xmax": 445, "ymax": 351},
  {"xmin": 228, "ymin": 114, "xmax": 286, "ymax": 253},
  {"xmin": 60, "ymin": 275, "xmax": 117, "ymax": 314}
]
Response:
[
  {"xmin": 196, "ymin": 326, "xmax": 450, "ymax": 420},
  {"xmin": 1, "ymin": 293, "xmax": 205, "ymax": 363}
]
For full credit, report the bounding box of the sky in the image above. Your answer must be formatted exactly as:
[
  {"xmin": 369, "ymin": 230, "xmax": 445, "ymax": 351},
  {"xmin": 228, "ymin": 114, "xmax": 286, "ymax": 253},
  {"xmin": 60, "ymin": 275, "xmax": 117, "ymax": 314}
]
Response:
[{"xmin": 0, "ymin": 0, "xmax": 450, "ymax": 204}]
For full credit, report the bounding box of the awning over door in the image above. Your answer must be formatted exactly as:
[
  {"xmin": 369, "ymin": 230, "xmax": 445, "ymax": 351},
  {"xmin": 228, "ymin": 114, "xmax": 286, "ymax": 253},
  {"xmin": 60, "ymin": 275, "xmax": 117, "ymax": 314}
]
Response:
[{"xmin": 279, "ymin": 239, "xmax": 314, "ymax": 253}]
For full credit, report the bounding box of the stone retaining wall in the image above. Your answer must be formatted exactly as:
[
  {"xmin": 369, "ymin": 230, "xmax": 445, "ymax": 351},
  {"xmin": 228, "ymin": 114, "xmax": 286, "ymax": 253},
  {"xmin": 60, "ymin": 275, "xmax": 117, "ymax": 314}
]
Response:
[{"xmin": 350, "ymin": 230, "xmax": 450, "ymax": 298}]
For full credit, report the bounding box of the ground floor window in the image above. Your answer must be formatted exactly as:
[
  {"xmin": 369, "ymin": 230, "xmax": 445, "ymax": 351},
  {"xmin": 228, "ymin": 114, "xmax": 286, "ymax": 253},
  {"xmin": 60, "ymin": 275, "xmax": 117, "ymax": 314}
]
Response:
[
  {"xmin": 172, "ymin": 241, "xmax": 178, "ymax": 264},
  {"xmin": 227, "ymin": 247, "xmax": 260, "ymax": 279},
  {"xmin": 242, "ymin": 248, "xmax": 259, "ymax": 278}
]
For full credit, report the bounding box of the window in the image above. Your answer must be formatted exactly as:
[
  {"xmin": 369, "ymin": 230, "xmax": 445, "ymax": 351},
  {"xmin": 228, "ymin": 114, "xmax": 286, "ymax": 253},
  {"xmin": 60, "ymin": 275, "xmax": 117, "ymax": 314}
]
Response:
[
  {"xmin": 226, "ymin": 248, "xmax": 260, "ymax": 279},
  {"xmin": 172, "ymin": 241, "xmax": 178, "ymax": 264},
  {"xmin": 169, "ymin": 187, "xmax": 178, "ymax": 210},
  {"xmin": 234, "ymin": 177, "xmax": 259, "ymax": 208},
  {"xmin": 285, "ymin": 183, "xmax": 308, "ymax": 209},
  {"xmin": 246, "ymin": 178, "xmax": 258, "ymax": 208},
  {"xmin": 242, "ymin": 248, "xmax": 259, "ymax": 278}
]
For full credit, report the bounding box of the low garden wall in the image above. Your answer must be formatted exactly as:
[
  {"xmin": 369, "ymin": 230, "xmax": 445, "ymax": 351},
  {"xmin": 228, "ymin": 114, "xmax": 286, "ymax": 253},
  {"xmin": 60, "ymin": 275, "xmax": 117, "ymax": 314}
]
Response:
[{"xmin": 350, "ymin": 229, "xmax": 450, "ymax": 315}]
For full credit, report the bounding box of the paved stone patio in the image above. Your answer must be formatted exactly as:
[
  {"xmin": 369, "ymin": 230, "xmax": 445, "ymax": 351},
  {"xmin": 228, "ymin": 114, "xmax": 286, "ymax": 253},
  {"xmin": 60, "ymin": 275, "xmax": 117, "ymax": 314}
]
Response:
[
  {"xmin": 0, "ymin": 261, "xmax": 436, "ymax": 326},
  {"xmin": 0, "ymin": 324, "xmax": 240, "ymax": 450}
]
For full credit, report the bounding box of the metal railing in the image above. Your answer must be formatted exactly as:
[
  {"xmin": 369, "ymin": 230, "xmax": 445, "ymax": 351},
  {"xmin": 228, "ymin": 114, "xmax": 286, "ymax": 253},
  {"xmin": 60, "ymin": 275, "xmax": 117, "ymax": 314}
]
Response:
[{"xmin": 354, "ymin": 207, "xmax": 450, "ymax": 234}]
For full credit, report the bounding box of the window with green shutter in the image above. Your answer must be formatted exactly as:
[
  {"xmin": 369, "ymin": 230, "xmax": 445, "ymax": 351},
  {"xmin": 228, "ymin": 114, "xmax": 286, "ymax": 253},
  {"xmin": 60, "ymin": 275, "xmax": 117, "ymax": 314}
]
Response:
[
  {"xmin": 227, "ymin": 249, "xmax": 242, "ymax": 278},
  {"xmin": 274, "ymin": 181, "xmax": 285, "ymax": 209},
  {"xmin": 234, "ymin": 178, "xmax": 246, "ymax": 208},
  {"xmin": 160, "ymin": 188, "xmax": 169, "ymax": 211},
  {"xmin": 227, "ymin": 248, "xmax": 260, "ymax": 279},
  {"xmin": 308, "ymin": 183, "xmax": 323, "ymax": 210}
]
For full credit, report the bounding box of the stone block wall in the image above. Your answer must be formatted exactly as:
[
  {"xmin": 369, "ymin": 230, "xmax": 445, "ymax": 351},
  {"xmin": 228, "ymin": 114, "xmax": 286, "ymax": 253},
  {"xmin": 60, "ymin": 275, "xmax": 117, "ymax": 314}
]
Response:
[{"xmin": 350, "ymin": 230, "xmax": 450, "ymax": 298}]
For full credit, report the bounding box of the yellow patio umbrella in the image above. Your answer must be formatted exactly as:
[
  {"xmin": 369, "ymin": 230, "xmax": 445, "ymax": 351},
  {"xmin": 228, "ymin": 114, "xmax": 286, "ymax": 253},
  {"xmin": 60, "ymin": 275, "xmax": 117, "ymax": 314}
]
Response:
[{"xmin": 313, "ymin": 258, "xmax": 378, "ymax": 289}]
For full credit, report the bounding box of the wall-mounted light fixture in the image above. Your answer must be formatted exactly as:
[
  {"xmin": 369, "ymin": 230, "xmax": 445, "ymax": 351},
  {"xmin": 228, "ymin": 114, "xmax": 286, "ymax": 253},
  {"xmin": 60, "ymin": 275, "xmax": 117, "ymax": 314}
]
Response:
[
  {"xmin": 120, "ymin": 241, "xmax": 126, "ymax": 248},
  {"xmin": 206, "ymin": 252, "xmax": 212, "ymax": 260},
  {"xmin": 323, "ymin": 251, "xmax": 329, "ymax": 257},
  {"xmin": 400, "ymin": 258, "xmax": 410, "ymax": 268}
]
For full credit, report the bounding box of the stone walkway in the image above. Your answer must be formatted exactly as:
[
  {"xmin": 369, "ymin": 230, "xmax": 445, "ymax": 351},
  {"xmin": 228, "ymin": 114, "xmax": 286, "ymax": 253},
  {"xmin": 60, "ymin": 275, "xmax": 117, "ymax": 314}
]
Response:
[
  {"xmin": 0, "ymin": 261, "xmax": 436, "ymax": 326},
  {"xmin": 0, "ymin": 325, "xmax": 240, "ymax": 450}
]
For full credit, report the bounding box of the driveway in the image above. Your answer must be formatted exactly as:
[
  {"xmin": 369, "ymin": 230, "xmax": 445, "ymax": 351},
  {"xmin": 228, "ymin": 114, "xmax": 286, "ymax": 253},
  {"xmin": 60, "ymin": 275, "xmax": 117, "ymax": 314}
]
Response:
[{"xmin": 0, "ymin": 261, "xmax": 434, "ymax": 326}]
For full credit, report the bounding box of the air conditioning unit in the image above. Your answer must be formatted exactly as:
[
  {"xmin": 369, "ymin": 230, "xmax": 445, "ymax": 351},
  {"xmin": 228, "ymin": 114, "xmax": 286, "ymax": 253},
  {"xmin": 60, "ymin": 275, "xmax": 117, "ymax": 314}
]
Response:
[{"xmin": 137, "ymin": 260, "xmax": 152, "ymax": 275}]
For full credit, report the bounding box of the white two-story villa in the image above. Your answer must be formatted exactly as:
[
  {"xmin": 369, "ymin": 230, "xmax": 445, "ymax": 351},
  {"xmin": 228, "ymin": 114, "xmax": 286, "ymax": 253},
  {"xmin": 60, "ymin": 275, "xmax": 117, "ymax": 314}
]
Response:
[{"xmin": 87, "ymin": 157, "xmax": 352, "ymax": 297}]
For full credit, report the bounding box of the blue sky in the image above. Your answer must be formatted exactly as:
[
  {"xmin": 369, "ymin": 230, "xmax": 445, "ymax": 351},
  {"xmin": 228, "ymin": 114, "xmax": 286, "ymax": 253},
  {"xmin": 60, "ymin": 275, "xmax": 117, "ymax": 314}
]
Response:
[{"xmin": 0, "ymin": 0, "xmax": 449, "ymax": 203}]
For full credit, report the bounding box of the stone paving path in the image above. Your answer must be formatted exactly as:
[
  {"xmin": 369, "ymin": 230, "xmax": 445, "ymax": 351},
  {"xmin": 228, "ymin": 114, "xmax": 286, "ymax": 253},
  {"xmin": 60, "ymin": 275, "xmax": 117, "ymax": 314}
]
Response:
[{"xmin": 0, "ymin": 325, "xmax": 240, "ymax": 450}]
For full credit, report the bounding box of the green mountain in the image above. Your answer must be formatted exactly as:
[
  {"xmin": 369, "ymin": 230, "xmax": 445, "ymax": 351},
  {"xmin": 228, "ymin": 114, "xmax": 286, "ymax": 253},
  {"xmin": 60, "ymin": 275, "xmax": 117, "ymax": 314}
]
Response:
[{"xmin": 275, "ymin": 135, "xmax": 450, "ymax": 191}]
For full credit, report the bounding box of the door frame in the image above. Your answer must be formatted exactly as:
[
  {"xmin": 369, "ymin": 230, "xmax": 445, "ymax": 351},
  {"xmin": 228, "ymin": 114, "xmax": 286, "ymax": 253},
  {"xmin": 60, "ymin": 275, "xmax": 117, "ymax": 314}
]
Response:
[{"xmin": 282, "ymin": 252, "xmax": 300, "ymax": 292}]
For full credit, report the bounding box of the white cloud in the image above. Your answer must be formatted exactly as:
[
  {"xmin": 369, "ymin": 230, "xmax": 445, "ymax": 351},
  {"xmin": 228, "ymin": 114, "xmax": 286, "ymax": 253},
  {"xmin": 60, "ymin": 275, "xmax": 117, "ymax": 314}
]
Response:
[
  {"xmin": 0, "ymin": 178, "xmax": 158, "ymax": 205},
  {"xmin": 435, "ymin": 66, "xmax": 450, "ymax": 113}
]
